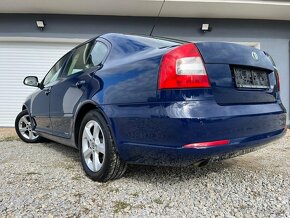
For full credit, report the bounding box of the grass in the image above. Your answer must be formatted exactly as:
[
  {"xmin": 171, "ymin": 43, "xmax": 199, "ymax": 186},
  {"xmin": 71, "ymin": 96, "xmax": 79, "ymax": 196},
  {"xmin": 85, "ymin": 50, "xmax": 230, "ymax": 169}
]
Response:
[
  {"xmin": 53, "ymin": 162, "xmax": 75, "ymax": 170},
  {"xmin": 26, "ymin": 171, "xmax": 41, "ymax": 175},
  {"xmin": 0, "ymin": 136, "xmax": 20, "ymax": 142},
  {"xmin": 153, "ymin": 197, "xmax": 163, "ymax": 205},
  {"xmin": 239, "ymin": 204, "xmax": 248, "ymax": 210},
  {"xmin": 134, "ymin": 204, "xmax": 145, "ymax": 209},
  {"xmin": 73, "ymin": 192, "xmax": 84, "ymax": 198},
  {"xmin": 131, "ymin": 192, "xmax": 139, "ymax": 197},
  {"xmin": 71, "ymin": 175, "xmax": 82, "ymax": 181},
  {"xmin": 131, "ymin": 192, "xmax": 139, "ymax": 198},
  {"xmin": 63, "ymin": 164, "xmax": 75, "ymax": 170},
  {"xmin": 113, "ymin": 201, "xmax": 131, "ymax": 213},
  {"xmin": 108, "ymin": 187, "xmax": 120, "ymax": 193}
]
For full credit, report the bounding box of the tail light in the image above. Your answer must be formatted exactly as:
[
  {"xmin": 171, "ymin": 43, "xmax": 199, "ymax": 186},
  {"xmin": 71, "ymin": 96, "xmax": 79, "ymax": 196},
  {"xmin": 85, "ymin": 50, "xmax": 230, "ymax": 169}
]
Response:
[
  {"xmin": 264, "ymin": 52, "xmax": 280, "ymax": 92},
  {"xmin": 158, "ymin": 43, "xmax": 210, "ymax": 89},
  {"xmin": 275, "ymin": 70, "xmax": 280, "ymax": 91}
]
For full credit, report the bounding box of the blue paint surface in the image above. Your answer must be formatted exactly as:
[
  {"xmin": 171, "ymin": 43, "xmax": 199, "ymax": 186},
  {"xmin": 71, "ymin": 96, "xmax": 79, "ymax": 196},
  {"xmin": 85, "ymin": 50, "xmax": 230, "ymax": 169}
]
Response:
[{"xmin": 23, "ymin": 33, "xmax": 286, "ymax": 165}]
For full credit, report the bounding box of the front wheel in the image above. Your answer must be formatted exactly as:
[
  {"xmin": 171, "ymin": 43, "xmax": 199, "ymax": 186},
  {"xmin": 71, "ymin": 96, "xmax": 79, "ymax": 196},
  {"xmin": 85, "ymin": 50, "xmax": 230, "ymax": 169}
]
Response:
[
  {"xmin": 79, "ymin": 110, "xmax": 127, "ymax": 182},
  {"xmin": 15, "ymin": 110, "xmax": 42, "ymax": 143}
]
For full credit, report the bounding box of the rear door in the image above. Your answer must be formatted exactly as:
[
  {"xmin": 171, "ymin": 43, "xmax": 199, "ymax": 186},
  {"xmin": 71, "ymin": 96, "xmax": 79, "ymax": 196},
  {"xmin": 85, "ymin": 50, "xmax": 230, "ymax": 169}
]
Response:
[
  {"xmin": 49, "ymin": 40, "xmax": 109, "ymax": 138},
  {"xmin": 31, "ymin": 53, "xmax": 69, "ymax": 134}
]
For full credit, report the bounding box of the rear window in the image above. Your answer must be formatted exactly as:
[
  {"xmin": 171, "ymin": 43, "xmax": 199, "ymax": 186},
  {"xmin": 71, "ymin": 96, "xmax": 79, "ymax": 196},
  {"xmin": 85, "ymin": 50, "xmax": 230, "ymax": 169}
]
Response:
[
  {"xmin": 107, "ymin": 34, "xmax": 184, "ymax": 60},
  {"xmin": 129, "ymin": 35, "xmax": 182, "ymax": 48}
]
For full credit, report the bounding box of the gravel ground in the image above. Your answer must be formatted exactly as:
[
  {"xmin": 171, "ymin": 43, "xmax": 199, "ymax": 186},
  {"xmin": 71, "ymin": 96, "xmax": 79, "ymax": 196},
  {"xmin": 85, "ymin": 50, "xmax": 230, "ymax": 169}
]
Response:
[{"xmin": 0, "ymin": 131, "xmax": 289, "ymax": 217}]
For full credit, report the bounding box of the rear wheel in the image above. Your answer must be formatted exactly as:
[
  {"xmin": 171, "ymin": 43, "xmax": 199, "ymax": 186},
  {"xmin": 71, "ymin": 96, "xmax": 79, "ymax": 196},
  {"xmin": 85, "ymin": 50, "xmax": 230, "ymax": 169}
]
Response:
[
  {"xmin": 15, "ymin": 110, "xmax": 42, "ymax": 143},
  {"xmin": 79, "ymin": 110, "xmax": 127, "ymax": 182}
]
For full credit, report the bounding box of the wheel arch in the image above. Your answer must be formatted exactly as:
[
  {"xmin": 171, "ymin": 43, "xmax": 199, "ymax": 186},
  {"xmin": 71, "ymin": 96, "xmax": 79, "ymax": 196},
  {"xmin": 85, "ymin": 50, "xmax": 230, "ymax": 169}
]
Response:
[
  {"xmin": 22, "ymin": 104, "xmax": 28, "ymax": 111},
  {"xmin": 22, "ymin": 100, "xmax": 32, "ymax": 114},
  {"xmin": 73, "ymin": 101, "xmax": 115, "ymax": 149}
]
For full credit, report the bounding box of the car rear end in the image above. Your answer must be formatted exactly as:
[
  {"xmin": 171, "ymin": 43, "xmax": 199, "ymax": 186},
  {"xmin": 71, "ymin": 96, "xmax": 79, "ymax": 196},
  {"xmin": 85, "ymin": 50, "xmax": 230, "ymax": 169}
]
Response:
[{"xmin": 156, "ymin": 41, "xmax": 286, "ymax": 165}]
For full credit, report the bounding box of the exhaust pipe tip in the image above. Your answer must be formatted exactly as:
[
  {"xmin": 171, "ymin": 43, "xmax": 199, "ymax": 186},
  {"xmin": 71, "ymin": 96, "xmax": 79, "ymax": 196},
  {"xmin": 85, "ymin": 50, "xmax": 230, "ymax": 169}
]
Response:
[{"xmin": 194, "ymin": 159, "xmax": 211, "ymax": 167}]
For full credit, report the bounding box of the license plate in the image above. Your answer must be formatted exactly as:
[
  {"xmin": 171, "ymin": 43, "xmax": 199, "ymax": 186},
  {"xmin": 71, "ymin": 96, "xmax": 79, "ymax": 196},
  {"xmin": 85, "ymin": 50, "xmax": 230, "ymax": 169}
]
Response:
[{"xmin": 233, "ymin": 67, "xmax": 269, "ymax": 89}]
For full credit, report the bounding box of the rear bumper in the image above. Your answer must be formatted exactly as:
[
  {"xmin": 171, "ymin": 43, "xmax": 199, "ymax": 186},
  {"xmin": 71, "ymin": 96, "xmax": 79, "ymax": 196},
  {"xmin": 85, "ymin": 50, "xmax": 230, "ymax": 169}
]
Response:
[
  {"xmin": 115, "ymin": 100, "xmax": 286, "ymax": 166},
  {"xmin": 179, "ymin": 127, "xmax": 286, "ymax": 166},
  {"xmin": 122, "ymin": 127, "xmax": 286, "ymax": 166}
]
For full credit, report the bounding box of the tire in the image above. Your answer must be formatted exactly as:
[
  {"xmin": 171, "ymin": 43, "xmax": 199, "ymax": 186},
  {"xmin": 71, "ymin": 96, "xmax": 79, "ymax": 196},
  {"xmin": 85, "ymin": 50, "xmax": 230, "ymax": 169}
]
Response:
[
  {"xmin": 15, "ymin": 110, "xmax": 42, "ymax": 143},
  {"xmin": 78, "ymin": 109, "xmax": 127, "ymax": 182}
]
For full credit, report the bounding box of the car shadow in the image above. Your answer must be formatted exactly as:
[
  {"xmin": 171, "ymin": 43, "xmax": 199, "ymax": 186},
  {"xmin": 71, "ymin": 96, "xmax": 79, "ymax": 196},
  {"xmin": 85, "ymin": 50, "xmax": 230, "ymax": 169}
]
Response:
[
  {"xmin": 123, "ymin": 161, "xmax": 236, "ymax": 184},
  {"xmin": 41, "ymin": 141, "xmax": 79, "ymax": 162},
  {"xmin": 40, "ymin": 141, "xmax": 236, "ymax": 183}
]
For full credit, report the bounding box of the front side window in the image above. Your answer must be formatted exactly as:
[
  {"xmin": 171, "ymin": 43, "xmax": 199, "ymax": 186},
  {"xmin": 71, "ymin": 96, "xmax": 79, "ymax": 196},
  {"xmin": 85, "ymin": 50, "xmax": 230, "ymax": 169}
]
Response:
[{"xmin": 43, "ymin": 53, "xmax": 68, "ymax": 86}]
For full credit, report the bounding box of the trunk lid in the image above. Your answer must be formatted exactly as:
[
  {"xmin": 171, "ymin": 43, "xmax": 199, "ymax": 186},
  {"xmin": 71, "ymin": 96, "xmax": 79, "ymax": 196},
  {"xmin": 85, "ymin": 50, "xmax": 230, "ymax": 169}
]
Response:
[{"xmin": 195, "ymin": 42, "xmax": 278, "ymax": 105}]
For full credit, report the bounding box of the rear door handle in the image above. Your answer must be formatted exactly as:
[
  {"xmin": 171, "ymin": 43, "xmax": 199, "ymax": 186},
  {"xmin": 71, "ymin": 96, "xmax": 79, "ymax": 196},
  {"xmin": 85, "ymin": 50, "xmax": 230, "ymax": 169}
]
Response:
[
  {"xmin": 75, "ymin": 80, "xmax": 86, "ymax": 88},
  {"xmin": 43, "ymin": 87, "xmax": 51, "ymax": 95}
]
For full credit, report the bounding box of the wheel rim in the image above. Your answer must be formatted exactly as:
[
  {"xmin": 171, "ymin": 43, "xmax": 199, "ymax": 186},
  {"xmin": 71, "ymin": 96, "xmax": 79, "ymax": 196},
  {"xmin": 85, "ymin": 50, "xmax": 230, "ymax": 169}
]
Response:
[
  {"xmin": 82, "ymin": 120, "xmax": 105, "ymax": 172},
  {"xmin": 18, "ymin": 114, "xmax": 39, "ymax": 140}
]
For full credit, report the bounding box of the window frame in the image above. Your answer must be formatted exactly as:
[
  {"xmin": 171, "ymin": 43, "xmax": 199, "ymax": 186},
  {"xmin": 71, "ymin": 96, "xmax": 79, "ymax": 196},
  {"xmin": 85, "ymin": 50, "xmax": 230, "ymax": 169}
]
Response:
[
  {"xmin": 40, "ymin": 51, "xmax": 71, "ymax": 87},
  {"xmin": 40, "ymin": 38, "xmax": 111, "ymax": 88},
  {"xmin": 59, "ymin": 39, "xmax": 110, "ymax": 80},
  {"xmin": 60, "ymin": 42, "xmax": 93, "ymax": 78},
  {"xmin": 87, "ymin": 40, "xmax": 110, "ymax": 68}
]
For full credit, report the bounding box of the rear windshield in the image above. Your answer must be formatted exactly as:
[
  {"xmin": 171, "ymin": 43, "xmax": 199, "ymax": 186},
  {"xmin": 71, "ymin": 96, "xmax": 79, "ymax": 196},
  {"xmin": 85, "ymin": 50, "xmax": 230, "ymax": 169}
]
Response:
[{"xmin": 128, "ymin": 35, "xmax": 182, "ymax": 48}]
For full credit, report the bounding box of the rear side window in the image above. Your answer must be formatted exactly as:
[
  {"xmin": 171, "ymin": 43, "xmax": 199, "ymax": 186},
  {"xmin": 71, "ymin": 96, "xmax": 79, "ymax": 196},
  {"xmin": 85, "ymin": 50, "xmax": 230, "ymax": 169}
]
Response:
[
  {"xmin": 87, "ymin": 42, "xmax": 108, "ymax": 67},
  {"xmin": 64, "ymin": 41, "xmax": 108, "ymax": 77},
  {"xmin": 65, "ymin": 43, "xmax": 93, "ymax": 76}
]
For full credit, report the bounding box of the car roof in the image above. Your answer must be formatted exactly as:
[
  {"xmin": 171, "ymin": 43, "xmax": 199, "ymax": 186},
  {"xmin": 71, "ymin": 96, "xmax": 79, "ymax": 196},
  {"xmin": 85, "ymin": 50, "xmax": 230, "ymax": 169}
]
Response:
[
  {"xmin": 100, "ymin": 33, "xmax": 187, "ymax": 47},
  {"xmin": 69, "ymin": 33, "xmax": 187, "ymax": 63},
  {"xmin": 96, "ymin": 33, "xmax": 186, "ymax": 60}
]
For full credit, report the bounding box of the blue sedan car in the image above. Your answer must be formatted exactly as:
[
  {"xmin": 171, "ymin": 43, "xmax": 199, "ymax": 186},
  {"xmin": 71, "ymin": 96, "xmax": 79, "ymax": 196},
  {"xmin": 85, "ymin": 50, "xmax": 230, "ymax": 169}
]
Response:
[{"xmin": 15, "ymin": 33, "xmax": 286, "ymax": 182}]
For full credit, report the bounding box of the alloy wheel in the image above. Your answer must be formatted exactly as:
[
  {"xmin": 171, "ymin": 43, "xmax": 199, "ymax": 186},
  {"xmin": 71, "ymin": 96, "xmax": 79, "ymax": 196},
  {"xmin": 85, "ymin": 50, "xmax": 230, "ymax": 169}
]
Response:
[
  {"xmin": 82, "ymin": 120, "xmax": 106, "ymax": 172},
  {"xmin": 18, "ymin": 114, "xmax": 39, "ymax": 140}
]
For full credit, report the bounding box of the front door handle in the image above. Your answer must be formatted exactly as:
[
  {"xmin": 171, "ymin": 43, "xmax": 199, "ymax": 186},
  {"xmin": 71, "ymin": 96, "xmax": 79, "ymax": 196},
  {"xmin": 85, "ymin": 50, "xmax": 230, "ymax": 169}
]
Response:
[
  {"xmin": 44, "ymin": 87, "xmax": 51, "ymax": 95},
  {"xmin": 75, "ymin": 80, "xmax": 86, "ymax": 88}
]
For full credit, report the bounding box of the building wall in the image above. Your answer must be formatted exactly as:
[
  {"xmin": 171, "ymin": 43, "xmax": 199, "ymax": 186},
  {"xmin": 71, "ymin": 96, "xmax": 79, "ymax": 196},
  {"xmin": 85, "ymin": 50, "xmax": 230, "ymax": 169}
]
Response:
[{"xmin": 0, "ymin": 14, "xmax": 289, "ymax": 122}]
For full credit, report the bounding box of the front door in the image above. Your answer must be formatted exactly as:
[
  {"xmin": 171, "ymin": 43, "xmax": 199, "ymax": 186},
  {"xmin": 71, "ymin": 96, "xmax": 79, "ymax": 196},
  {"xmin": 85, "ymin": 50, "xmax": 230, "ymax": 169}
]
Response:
[
  {"xmin": 30, "ymin": 87, "xmax": 50, "ymax": 133},
  {"xmin": 31, "ymin": 53, "xmax": 69, "ymax": 134}
]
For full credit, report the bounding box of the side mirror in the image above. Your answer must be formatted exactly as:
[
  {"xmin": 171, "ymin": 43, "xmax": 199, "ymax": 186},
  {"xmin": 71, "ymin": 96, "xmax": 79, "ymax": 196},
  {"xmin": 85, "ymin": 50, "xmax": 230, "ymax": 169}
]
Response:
[{"xmin": 23, "ymin": 76, "xmax": 39, "ymax": 87}]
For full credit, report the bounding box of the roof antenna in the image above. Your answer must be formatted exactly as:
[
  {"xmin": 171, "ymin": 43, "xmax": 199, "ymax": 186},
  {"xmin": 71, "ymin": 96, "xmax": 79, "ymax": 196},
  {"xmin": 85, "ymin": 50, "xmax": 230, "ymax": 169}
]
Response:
[{"xmin": 149, "ymin": 0, "xmax": 165, "ymax": 36}]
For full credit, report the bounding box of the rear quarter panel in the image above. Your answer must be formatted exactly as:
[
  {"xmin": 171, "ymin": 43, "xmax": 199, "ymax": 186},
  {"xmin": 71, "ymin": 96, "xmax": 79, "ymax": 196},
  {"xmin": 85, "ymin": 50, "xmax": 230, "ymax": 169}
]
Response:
[
  {"xmin": 92, "ymin": 51, "xmax": 162, "ymax": 104},
  {"xmin": 91, "ymin": 48, "xmax": 168, "ymax": 151}
]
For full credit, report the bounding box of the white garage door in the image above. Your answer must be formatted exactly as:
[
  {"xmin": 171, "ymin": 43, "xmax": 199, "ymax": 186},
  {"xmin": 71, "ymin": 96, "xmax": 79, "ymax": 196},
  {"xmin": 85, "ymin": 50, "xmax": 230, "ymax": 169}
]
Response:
[{"xmin": 0, "ymin": 40, "xmax": 79, "ymax": 127}]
